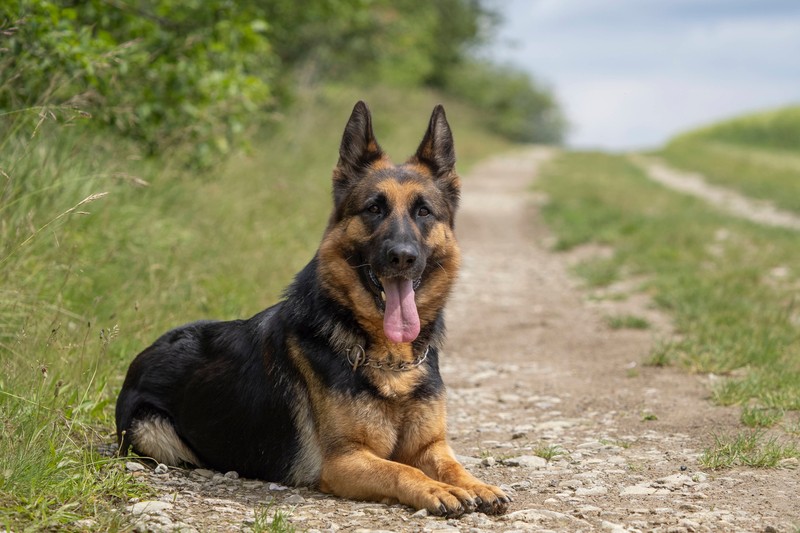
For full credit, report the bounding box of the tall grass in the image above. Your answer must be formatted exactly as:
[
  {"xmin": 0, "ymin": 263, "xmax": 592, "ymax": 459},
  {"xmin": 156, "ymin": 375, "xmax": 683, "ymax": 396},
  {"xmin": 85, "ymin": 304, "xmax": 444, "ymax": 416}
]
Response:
[{"xmin": 0, "ymin": 86, "xmax": 515, "ymax": 528}]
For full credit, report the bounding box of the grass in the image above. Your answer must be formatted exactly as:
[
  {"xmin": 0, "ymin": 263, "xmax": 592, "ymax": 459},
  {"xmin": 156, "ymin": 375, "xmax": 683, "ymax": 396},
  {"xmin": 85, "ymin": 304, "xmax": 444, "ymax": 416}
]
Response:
[
  {"xmin": 740, "ymin": 406, "xmax": 784, "ymax": 428},
  {"xmin": 252, "ymin": 503, "xmax": 296, "ymax": 533},
  {"xmin": 659, "ymin": 105, "xmax": 800, "ymax": 213},
  {"xmin": 700, "ymin": 431, "xmax": 799, "ymax": 469},
  {"xmin": 0, "ymin": 85, "xmax": 517, "ymax": 529},
  {"xmin": 536, "ymin": 151, "xmax": 800, "ymax": 434},
  {"xmin": 532, "ymin": 443, "xmax": 568, "ymax": 462},
  {"xmin": 606, "ymin": 314, "xmax": 650, "ymax": 330}
]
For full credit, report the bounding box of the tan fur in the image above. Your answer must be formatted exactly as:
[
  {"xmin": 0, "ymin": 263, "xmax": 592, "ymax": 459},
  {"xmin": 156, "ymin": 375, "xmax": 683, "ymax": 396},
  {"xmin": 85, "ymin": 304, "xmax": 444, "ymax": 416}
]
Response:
[{"xmin": 287, "ymin": 336, "xmax": 503, "ymax": 514}]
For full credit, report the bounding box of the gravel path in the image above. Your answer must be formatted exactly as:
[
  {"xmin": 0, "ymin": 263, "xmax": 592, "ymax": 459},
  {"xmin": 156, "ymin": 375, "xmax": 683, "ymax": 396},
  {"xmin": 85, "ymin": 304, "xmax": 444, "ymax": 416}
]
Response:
[
  {"xmin": 120, "ymin": 149, "xmax": 799, "ymax": 532},
  {"xmin": 631, "ymin": 155, "xmax": 800, "ymax": 231}
]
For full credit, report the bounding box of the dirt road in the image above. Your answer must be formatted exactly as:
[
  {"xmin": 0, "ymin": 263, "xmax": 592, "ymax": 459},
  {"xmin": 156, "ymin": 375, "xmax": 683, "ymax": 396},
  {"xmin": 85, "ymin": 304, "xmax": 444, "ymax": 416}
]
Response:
[{"xmin": 124, "ymin": 149, "xmax": 799, "ymax": 532}]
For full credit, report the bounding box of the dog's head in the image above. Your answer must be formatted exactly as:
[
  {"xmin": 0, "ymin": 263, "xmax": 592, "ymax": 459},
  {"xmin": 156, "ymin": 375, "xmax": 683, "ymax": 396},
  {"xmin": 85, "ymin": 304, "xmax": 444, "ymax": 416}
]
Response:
[{"xmin": 318, "ymin": 101, "xmax": 461, "ymax": 345}]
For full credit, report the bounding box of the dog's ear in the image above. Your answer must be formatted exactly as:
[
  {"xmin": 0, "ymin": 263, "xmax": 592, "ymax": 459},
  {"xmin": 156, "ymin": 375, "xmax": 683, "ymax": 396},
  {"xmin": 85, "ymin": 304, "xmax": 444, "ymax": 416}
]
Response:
[
  {"xmin": 332, "ymin": 101, "xmax": 384, "ymax": 211},
  {"xmin": 336, "ymin": 101, "xmax": 383, "ymax": 173},
  {"xmin": 413, "ymin": 105, "xmax": 460, "ymax": 211},
  {"xmin": 413, "ymin": 105, "xmax": 455, "ymax": 177}
]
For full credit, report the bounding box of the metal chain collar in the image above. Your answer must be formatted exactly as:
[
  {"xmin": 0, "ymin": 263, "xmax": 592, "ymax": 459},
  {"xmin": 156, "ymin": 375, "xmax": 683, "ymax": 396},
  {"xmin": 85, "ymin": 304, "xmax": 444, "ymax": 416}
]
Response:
[{"xmin": 346, "ymin": 344, "xmax": 429, "ymax": 372}]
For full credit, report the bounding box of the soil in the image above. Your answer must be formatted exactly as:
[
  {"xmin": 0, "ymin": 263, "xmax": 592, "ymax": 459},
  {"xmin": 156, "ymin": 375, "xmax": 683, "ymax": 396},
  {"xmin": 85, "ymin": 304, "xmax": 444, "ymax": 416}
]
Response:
[{"xmin": 117, "ymin": 149, "xmax": 799, "ymax": 533}]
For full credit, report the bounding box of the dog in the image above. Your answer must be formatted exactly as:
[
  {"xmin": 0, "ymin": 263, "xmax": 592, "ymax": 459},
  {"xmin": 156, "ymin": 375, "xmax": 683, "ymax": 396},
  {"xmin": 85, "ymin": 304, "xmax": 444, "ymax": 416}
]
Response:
[{"xmin": 115, "ymin": 102, "xmax": 510, "ymax": 516}]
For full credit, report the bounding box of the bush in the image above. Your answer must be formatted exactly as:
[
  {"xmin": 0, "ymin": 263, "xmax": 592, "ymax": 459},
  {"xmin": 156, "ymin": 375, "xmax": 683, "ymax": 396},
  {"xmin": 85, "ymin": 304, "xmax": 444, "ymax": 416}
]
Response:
[
  {"xmin": 1, "ymin": 0, "xmax": 275, "ymax": 164},
  {"xmin": 443, "ymin": 60, "xmax": 566, "ymax": 144}
]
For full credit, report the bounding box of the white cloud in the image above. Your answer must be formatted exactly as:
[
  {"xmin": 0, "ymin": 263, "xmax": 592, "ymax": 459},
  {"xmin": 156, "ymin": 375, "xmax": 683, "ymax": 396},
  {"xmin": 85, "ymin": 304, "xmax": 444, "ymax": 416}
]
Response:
[{"xmin": 490, "ymin": 0, "xmax": 800, "ymax": 147}]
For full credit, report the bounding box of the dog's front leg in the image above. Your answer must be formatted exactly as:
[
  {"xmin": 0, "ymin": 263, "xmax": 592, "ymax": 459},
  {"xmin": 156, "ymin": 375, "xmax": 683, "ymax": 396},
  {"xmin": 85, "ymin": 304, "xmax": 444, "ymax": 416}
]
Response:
[
  {"xmin": 409, "ymin": 439, "xmax": 511, "ymax": 515},
  {"xmin": 319, "ymin": 448, "xmax": 476, "ymax": 516}
]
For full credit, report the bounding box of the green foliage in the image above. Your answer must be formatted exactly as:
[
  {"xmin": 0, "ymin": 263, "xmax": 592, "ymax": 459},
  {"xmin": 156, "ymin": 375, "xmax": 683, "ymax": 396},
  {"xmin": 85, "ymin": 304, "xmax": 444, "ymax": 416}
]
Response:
[
  {"xmin": 1, "ymin": 0, "xmax": 276, "ymax": 164},
  {"xmin": 2, "ymin": 0, "xmax": 562, "ymax": 163},
  {"xmin": 443, "ymin": 60, "xmax": 566, "ymax": 143}
]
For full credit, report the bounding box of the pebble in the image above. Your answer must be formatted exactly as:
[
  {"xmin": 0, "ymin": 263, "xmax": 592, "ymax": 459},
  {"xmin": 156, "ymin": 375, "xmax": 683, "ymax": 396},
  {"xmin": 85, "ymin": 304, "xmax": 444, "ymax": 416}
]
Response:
[
  {"xmin": 193, "ymin": 468, "xmax": 214, "ymax": 479},
  {"xmin": 502, "ymin": 455, "xmax": 547, "ymax": 468},
  {"xmin": 223, "ymin": 470, "xmax": 239, "ymax": 480},
  {"xmin": 284, "ymin": 494, "xmax": 305, "ymax": 505},
  {"xmin": 575, "ymin": 486, "xmax": 608, "ymax": 496},
  {"xmin": 126, "ymin": 461, "xmax": 146, "ymax": 472},
  {"xmin": 481, "ymin": 456, "xmax": 496, "ymax": 467},
  {"xmin": 269, "ymin": 482, "xmax": 290, "ymax": 491},
  {"xmin": 154, "ymin": 463, "xmax": 168, "ymax": 475},
  {"xmin": 128, "ymin": 500, "xmax": 173, "ymax": 515}
]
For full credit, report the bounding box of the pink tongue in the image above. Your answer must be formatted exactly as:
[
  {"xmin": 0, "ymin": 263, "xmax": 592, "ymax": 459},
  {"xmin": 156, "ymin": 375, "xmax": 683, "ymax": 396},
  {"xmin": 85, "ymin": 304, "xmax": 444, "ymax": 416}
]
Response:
[{"xmin": 382, "ymin": 278, "xmax": 420, "ymax": 344}]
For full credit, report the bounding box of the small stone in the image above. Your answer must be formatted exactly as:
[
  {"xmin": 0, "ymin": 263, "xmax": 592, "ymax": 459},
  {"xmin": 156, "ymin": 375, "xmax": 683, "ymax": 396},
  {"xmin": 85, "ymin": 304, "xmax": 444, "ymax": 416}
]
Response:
[
  {"xmin": 128, "ymin": 500, "xmax": 173, "ymax": 515},
  {"xmin": 73, "ymin": 519, "xmax": 97, "ymax": 529},
  {"xmin": 242, "ymin": 480, "xmax": 265, "ymax": 489},
  {"xmin": 126, "ymin": 461, "xmax": 145, "ymax": 472},
  {"xmin": 412, "ymin": 509, "xmax": 429, "ymax": 517},
  {"xmin": 511, "ymin": 432, "xmax": 527, "ymax": 439},
  {"xmin": 193, "ymin": 468, "xmax": 215, "ymax": 479},
  {"xmin": 154, "ymin": 463, "xmax": 168, "ymax": 475},
  {"xmin": 679, "ymin": 503, "xmax": 704, "ymax": 512},
  {"xmin": 481, "ymin": 456, "xmax": 496, "ymax": 467},
  {"xmin": 502, "ymin": 455, "xmax": 547, "ymax": 468},
  {"xmin": 269, "ymin": 482, "xmax": 290, "ymax": 491},
  {"xmin": 510, "ymin": 480, "xmax": 533, "ymax": 491},
  {"xmin": 620, "ymin": 485, "xmax": 658, "ymax": 496},
  {"xmin": 284, "ymin": 494, "xmax": 305, "ymax": 505},
  {"xmin": 224, "ymin": 470, "xmax": 240, "ymax": 480},
  {"xmin": 575, "ymin": 486, "xmax": 607, "ymax": 496}
]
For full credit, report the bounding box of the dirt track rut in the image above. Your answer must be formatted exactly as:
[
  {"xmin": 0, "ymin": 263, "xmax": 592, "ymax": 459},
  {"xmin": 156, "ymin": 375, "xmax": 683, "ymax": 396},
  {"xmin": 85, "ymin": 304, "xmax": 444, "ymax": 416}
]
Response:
[{"xmin": 123, "ymin": 149, "xmax": 799, "ymax": 533}]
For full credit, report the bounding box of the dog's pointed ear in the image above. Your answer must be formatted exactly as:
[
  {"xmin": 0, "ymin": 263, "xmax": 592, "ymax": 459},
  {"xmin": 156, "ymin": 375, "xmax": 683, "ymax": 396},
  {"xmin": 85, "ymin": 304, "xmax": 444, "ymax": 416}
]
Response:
[
  {"xmin": 337, "ymin": 101, "xmax": 383, "ymax": 176},
  {"xmin": 411, "ymin": 105, "xmax": 460, "ymax": 216},
  {"xmin": 413, "ymin": 104, "xmax": 456, "ymax": 178},
  {"xmin": 332, "ymin": 101, "xmax": 384, "ymax": 212}
]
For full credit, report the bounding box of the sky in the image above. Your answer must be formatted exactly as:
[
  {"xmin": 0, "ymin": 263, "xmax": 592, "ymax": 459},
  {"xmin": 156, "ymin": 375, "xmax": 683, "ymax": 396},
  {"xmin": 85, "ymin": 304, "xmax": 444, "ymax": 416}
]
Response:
[{"xmin": 489, "ymin": 0, "xmax": 800, "ymax": 149}]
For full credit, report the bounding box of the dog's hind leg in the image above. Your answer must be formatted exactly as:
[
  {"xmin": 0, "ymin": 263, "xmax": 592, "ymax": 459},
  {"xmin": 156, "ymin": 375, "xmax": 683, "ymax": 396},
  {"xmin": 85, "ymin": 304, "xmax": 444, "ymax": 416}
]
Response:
[{"xmin": 128, "ymin": 414, "xmax": 202, "ymax": 466}]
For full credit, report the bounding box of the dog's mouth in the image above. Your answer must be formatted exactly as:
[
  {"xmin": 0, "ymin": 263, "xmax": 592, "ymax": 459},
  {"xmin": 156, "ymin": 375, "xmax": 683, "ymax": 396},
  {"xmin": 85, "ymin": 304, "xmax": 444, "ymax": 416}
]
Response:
[{"xmin": 365, "ymin": 266, "xmax": 422, "ymax": 344}]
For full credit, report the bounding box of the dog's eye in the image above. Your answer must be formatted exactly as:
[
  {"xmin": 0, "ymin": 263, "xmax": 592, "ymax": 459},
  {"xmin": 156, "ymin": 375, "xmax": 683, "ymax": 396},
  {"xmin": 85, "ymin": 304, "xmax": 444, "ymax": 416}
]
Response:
[
  {"xmin": 367, "ymin": 204, "xmax": 381, "ymax": 215},
  {"xmin": 417, "ymin": 207, "xmax": 430, "ymax": 217}
]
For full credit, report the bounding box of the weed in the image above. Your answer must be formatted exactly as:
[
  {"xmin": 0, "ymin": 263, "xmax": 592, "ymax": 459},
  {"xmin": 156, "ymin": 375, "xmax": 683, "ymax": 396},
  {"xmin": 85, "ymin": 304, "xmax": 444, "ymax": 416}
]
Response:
[
  {"xmin": 700, "ymin": 431, "xmax": 799, "ymax": 469},
  {"xmin": 641, "ymin": 412, "xmax": 658, "ymax": 421},
  {"xmin": 740, "ymin": 406, "xmax": 784, "ymax": 428},
  {"xmin": 600, "ymin": 438, "xmax": 633, "ymax": 449},
  {"xmin": 533, "ymin": 443, "xmax": 567, "ymax": 462},
  {"xmin": 606, "ymin": 314, "xmax": 650, "ymax": 330},
  {"xmin": 252, "ymin": 502, "xmax": 296, "ymax": 533}
]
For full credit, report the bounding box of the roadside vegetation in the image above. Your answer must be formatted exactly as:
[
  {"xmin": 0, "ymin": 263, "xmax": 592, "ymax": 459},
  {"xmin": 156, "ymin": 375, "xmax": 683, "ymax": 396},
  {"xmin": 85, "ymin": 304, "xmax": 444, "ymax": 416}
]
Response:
[
  {"xmin": 537, "ymin": 145, "xmax": 800, "ymax": 464},
  {"xmin": 0, "ymin": 1, "xmax": 553, "ymax": 529},
  {"xmin": 659, "ymin": 106, "xmax": 800, "ymax": 213}
]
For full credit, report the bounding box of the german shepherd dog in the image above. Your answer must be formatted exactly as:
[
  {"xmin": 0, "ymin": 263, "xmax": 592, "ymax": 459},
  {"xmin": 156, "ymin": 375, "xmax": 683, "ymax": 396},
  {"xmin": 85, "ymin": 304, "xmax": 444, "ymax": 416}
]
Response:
[{"xmin": 116, "ymin": 102, "xmax": 510, "ymax": 516}]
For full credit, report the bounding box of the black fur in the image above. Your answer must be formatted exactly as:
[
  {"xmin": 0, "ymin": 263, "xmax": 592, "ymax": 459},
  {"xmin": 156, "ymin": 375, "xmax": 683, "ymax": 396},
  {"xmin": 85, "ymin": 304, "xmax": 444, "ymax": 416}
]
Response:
[{"xmin": 115, "ymin": 254, "xmax": 446, "ymax": 480}]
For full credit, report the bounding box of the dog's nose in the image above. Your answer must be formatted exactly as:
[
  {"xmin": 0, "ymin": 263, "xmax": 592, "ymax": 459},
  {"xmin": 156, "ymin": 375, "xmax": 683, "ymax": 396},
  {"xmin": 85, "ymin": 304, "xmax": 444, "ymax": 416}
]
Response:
[{"xmin": 387, "ymin": 243, "xmax": 419, "ymax": 269}]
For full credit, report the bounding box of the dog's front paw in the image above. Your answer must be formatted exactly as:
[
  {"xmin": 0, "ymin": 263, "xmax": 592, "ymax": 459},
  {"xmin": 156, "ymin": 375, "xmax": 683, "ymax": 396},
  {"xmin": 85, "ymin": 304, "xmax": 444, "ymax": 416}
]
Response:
[
  {"xmin": 418, "ymin": 483, "xmax": 478, "ymax": 518},
  {"xmin": 464, "ymin": 482, "xmax": 511, "ymax": 515}
]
